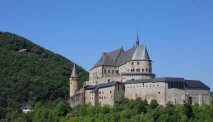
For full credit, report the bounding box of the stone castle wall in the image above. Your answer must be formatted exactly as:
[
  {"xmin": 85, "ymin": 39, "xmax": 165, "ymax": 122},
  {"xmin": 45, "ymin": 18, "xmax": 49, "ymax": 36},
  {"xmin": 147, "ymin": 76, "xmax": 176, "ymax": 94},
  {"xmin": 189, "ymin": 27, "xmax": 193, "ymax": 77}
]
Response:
[{"xmin": 125, "ymin": 82, "xmax": 166, "ymax": 105}]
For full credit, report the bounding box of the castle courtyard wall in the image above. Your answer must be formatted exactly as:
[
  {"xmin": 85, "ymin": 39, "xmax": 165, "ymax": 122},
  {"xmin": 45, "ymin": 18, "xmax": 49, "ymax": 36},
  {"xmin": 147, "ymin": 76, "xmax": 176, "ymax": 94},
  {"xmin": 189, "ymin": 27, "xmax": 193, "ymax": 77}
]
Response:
[
  {"xmin": 125, "ymin": 82, "xmax": 166, "ymax": 105},
  {"xmin": 186, "ymin": 89, "xmax": 210, "ymax": 105}
]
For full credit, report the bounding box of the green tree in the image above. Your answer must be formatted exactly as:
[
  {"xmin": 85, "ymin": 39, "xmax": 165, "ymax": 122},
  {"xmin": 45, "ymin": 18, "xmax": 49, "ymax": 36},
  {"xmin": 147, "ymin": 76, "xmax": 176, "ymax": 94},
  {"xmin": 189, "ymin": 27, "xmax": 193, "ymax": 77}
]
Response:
[{"xmin": 150, "ymin": 99, "xmax": 159, "ymax": 109}]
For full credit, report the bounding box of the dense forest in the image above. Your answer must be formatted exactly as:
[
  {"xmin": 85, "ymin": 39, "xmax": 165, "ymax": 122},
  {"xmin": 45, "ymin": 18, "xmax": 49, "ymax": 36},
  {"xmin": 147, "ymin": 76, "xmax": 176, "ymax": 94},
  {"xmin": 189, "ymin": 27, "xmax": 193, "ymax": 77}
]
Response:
[
  {"xmin": 0, "ymin": 32, "xmax": 88, "ymax": 120},
  {"xmin": 3, "ymin": 98, "xmax": 213, "ymax": 122}
]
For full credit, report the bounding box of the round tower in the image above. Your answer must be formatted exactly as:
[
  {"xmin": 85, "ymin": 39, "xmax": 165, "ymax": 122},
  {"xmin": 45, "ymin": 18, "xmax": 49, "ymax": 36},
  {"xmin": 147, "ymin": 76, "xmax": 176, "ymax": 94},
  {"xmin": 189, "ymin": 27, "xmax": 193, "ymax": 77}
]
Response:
[{"xmin": 69, "ymin": 64, "xmax": 78, "ymax": 97}]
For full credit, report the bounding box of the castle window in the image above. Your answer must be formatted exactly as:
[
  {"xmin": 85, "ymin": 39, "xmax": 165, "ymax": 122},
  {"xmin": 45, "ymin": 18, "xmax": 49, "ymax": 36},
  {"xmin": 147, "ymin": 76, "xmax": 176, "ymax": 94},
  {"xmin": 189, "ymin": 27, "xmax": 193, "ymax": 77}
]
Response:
[
  {"xmin": 137, "ymin": 61, "xmax": 140, "ymax": 65},
  {"xmin": 110, "ymin": 90, "xmax": 112, "ymax": 94},
  {"xmin": 136, "ymin": 69, "xmax": 140, "ymax": 72},
  {"xmin": 131, "ymin": 62, "xmax": 134, "ymax": 65},
  {"xmin": 158, "ymin": 92, "xmax": 160, "ymax": 94},
  {"xmin": 108, "ymin": 70, "xmax": 110, "ymax": 73},
  {"xmin": 132, "ymin": 69, "xmax": 135, "ymax": 72},
  {"xmin": 149, "ymin": 69, "xmax": 151, "ymax": 72},
  {"xmin": 142, "ymin": 69, "xmax": 144, "ymax": 72},
  {"xmin": 146, "ymin": 68, "xmax": 148, "ymax": 72},
  {"xmin": 108, "ymin": 79, "xmax": 110, "ymax": 83},
  {"xmin": 99, "ymin": 92, "xmax": 101, "ymax": 94},
  {"xmin": 112, "ymin": 70, "xmax": 114, "ymax": 74},
  {"xmin": 116, "ymin": 70, "xmax": 119, "ymax": 74},
  {"xmin": 104, "ymin": 70, "xmax": 106, "ymax": 74}
]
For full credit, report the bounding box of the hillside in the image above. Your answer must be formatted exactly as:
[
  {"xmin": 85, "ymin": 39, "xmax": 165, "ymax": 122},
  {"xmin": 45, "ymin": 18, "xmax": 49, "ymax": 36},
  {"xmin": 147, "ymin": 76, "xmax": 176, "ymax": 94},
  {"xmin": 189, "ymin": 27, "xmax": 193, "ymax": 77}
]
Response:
[{"xmin": 0, "ymin": 32, "xmax": 88, "ymax": 118}]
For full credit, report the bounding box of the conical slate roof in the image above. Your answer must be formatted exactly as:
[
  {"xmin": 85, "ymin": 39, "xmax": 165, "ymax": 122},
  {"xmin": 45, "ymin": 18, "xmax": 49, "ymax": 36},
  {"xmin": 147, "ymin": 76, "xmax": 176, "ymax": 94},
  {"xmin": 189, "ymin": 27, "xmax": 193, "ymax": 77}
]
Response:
[
  {"xmin": 131, "ymin": 45, "xmax": 150, "ymax": 60},
  {"xmin": 71, "ymin": 64, "xmax": 78, "ymax": 78}
]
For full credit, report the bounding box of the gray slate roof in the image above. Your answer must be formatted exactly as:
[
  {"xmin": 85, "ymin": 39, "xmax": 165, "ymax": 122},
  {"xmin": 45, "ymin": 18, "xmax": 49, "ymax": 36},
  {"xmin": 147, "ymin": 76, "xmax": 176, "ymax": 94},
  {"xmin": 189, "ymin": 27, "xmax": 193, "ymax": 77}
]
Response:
[
  {"xmin": 71, "ymin": 64, "xmax": 78, "ymax": 78},
  {"xmin": 90, "ymin": 81, "xmax": 118, "ymax": 93},
  {"xmin": 93, "ymin": 49, "xmax": 123, "ymax": 68},
  {"xmin": 185, "ymin": 80, "xmax": 210, "ymax": 90},
  {"xmin": 132, "ymin": 45, "xmax": 150, "ymax": 60},
  {"xmin": 125, "ymin": 77, "xmax": 210, "ymax": 90},
  {"xmin": 125, "ymin": 77, "xmax": 185, "ymax": 84},
  {"xmin": 92, "ymin": 44, "xmax": 150, "ymax": 69},
  {"xmin": 20, "ymin": 105, "xmax": 32, "ymax": 110}
]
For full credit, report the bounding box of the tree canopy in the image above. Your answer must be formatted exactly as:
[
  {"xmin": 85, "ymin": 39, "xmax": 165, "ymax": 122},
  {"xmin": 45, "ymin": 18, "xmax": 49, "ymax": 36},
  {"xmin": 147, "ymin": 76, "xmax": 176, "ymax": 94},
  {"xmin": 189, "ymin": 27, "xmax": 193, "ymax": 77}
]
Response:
[{"xmin": 0, "ymin": 32, "xmax": 88, "ymax": 119}]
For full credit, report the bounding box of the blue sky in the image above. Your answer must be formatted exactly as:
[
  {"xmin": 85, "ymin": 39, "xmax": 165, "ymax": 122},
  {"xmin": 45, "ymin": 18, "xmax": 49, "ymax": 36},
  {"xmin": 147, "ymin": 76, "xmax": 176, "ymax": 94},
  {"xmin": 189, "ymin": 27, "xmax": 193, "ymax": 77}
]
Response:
[{"xmin": 1, "ymin": 0, "xmax": 213, "ymax": 89}]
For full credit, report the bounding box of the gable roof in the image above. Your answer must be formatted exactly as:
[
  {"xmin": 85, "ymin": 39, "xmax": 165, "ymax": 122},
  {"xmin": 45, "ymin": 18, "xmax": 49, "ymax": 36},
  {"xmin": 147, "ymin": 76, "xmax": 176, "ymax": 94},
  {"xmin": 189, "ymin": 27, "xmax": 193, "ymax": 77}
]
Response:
[
  {"xmin": 124, "ymin": 77, "xmax": 210, "ymax": 90},
  {"xmin": 92, "ymin": 48, "xmax": 123, "ymax": 68},
  {"xmin": 92, "ymin": 44, "xmax": 151, "ymax": 69},
  {"xmin": 185, "ymin": 80, "xmax": 210, "ymax": 90},
  {"xmin": 124, "ymin": 77, "xmax": 185, "ymax": 84},
  {"xmin": 90, "ymin": 81, "xmax": 118, "ymax": 93},
  {"xmin": 117, "ymin": 46, "xmax": 136, "ymax": 65}
]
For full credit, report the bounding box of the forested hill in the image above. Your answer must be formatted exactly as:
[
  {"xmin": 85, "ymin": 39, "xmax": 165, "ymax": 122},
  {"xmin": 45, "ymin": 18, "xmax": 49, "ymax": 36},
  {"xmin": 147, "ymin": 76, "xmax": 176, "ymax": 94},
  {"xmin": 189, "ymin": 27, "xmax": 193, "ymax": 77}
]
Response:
[{"xmin": 0, "ymin": 32, "xmax": 88, "ymax": 118}]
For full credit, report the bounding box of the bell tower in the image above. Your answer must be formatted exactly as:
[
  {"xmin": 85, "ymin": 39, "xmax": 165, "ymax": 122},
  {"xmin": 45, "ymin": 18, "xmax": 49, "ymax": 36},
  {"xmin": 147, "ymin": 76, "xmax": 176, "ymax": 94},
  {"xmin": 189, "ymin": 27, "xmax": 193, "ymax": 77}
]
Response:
[{"xmin": 69, "ymin": 64, "xmax": 78, "ymax": 97}]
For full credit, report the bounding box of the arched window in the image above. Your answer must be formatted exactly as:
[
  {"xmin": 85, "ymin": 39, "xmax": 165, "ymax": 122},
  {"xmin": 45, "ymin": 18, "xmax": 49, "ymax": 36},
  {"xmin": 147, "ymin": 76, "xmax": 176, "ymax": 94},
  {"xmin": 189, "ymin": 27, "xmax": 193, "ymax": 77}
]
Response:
[{"xmin": 137, "ymin": 69, "xmax": 140, "ymax": 72}]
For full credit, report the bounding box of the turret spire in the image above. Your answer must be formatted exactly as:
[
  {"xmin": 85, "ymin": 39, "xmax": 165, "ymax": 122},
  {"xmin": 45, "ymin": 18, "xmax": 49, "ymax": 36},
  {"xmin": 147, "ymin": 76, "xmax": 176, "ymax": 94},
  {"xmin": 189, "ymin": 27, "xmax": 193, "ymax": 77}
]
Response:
[
  {"xmin": 136, "ymin": 32, "xmax": 139, "ymax": 46},
  {"xmin": 71, "ymin": 64, "xmax": 78, "ymax": 78}
]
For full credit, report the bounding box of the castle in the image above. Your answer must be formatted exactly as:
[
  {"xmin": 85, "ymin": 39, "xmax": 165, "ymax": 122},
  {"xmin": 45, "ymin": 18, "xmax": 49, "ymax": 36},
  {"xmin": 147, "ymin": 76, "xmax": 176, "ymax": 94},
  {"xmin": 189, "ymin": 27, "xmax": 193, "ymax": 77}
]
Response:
[{"xmin": 69, "ymin": 34, "xmax": 211, "ymax": 107}]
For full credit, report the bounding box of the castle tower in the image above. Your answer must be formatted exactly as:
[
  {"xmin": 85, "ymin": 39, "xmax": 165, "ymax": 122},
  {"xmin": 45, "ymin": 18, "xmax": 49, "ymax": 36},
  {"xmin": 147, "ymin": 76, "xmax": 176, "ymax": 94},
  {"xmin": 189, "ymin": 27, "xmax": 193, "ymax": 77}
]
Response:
[
  {"xmin": 129, "ymin": 33, "xmax": 155, "ymax": 80},
  {"xmin": 69, "ymin": 64, "xmax": 78, "ymax": 97}
]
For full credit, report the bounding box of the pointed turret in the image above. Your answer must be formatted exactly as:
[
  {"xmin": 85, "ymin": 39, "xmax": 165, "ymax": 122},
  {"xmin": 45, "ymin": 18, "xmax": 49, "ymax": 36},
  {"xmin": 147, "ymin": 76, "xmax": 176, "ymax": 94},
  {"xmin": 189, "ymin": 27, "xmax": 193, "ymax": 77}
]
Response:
[
  {"xmin": 142, "ymin": 46, "xmax": 150, "ymax": 60},
  {"xmin": 71, "ymin": 64, "xmax": 78, "ymax": 78},
  {"xmin": 69, "ymin": 64, "xmax": 78, "ymax": 97},
  {"xmin": 136, "ymin": 32, "xmax": 139, "ymax": 46}
]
